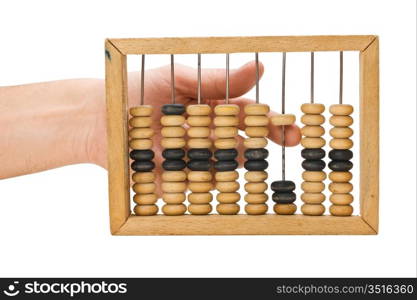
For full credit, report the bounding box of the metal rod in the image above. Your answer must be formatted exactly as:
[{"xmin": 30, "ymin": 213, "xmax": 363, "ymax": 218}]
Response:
[
  {"xmin": 310, "ymin": 52, "xmax": 314, "ymax": 104},
  {"xmin": 255, "ymin": 52, "xmax": 259, "ymax": 104},
  {"xmin": 170, "ymin": 54, "xmax": 176, "ymax": 104},
  {"xmin": 197, "ymin": 53, "xmax": 202, "ymax": 104},
  {"xmin": 226, "ymin": 53, "xmax": 230, "ymax": 104},
  {"xmin": 281, "ymin": 52, "xmax": 287, "ymax": 181},
  {"xmin": 339, "ymin": 51, "xmax": 343, "ymax": 104},
  {"xmin": 140, "ymin": 54, "xmax": 145, "ymax": 105}
]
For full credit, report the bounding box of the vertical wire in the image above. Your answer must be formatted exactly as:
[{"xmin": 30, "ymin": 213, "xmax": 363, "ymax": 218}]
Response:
[
  {"xmin": 226, "ymin": 53, "xmax": 230, "ymax": 104},
  {"xmin": 140, "ymin": 54, "xmax": 145, "ymax": 105},
  {"xmin": 170, "ymin": 54, "xmax": 176, "ymax": 104},
  {"xmin": 281, "ymin": 52, "xmax": 287, "ymax": 181},
  {"xmin": 197, "ymin": 54, "xmax": 202, "ymax": 104},
  {"xmin": 339, "ymin": 51, "xmax": 343, "ymax": 104},
  {"xmin": 255, "ymin": 52, "xmax": 259, "ymax": 104},
  {"xmin": 310, "ymin": 52, "xmax": 315, "ymax": 104}
]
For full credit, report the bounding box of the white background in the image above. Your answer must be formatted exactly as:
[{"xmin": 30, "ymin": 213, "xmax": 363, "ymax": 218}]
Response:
[{"xmin": 0, "ymin": 0, "xmax": 415, "ymax": 277}]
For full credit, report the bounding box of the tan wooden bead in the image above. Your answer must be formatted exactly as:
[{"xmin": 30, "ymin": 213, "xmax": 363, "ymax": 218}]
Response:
[
  {"xmin": 330, "ymin": 127, "xmax": 354, "ymax": 138},
  {"xmin": 216, "ymin": 203, "xmax": 240, "ymax": 215},
  {"xmin": 189, "ymin": 182, "xmax": 213, "ymax": 193},
  {"xmin": 329, "ymin": 104, "xmax": 354, "ymax": 116},
  {"xmin": 244, "ymin": 104, "xmax": 270, "ymax": 115},
  {"xmin": 301, "ymin": 103, "xmax": 325, "ymax": 114},
  {"xmin": 216, "ymin": 181, "xmax": 240, "ymax": 192},
  {"xmin": 133, "ymin": 183, "xmax": 156, "ymax": 194},
  {"xmin": 187, "ymin": 127, "xmax": 211, "ymax": 138},
  {"xmin": 245, "ymin": 126, "xmax": 269, "ymax": 137},
  {"xmin": 301, "ymin": 114, "xmax": 325, "ymax": 125},
  {"xmin": 129, "ymin": 128, "xmax": 154, "ymax": 139},
  {"xmin": 244, "ymin": 182, "xmax": 268, "ymax": 193},
  {"xmin": 302, "ymin": 171, "xmax": 326, "ymax": 182},
  {"xmin": 273, "ymin": 203, "xmax": 296, "ymax": 215},
  {"xmin": 301, "ymin": 181, "xmax": 325, "ymax": 193},
  {"xmin": 133, "ymin": 193, "xmax": 157, "ymax": 205},
  {"xmin": 301, "ymin": 126, "xmax": 325, "ymax": 137},
  {"xmin": 330, "ymin": 138, "xmax": 353, "ymax": 149},
  {"xmin": 329, "ymin": 171, "xmax": 352, "ymax": 182},
  {"xmin": 162, "ymin": 182, "xmax": 187, "ymax": 193},
  {"xmin": 244, "ymin": 193, "xmax": 268, "ymax": 204},
  {"xmin": 244, "ymin": 115, "xmax": 269, "ymax": 126},
  {"xmin": 160, "ymin": 115, "xmax": 185, "ymax": 126},
  {"xmin": 215, "ymin": 171, "xmax": 239, "ymax": 182},
  {"xmin": 188, "ymin": 204, "xmax": 212, "ymax": 215},
  {"xmin": 215, "ymin": 138, "xmax": 237, "ymax": 149},
  {"xmin": 301, "ymin": 137, "xmax": 326, "ymax": 148},
  {"xmin": 129, "ymin": 139, "xmax": 153, "ymax": 150},
  {"xmin": 330, "ymin": 115, "xmax": 353, "ymax": 127},
  {"xmin": 244, "ymin": 137, "xmax": 268, "ymax": 148},
  {"xmin": 245, "ymin": 204, "xmax": 268, "ymax": 215},
  {"xmin": 161, "ymin": 126, "xmax": 186, "ymax": 137},
  {"xmin": 216, "ymin": 192, "xmax": 240, "ymax": 203},
  {"xmin": 162, "ymin": 171, "xmax": 187, "ymax": 182},
  {"xmin": 132, "ymin": 172, "xmax": 155, "ymax": 183},
  {"xmin": 187, "ymin": 116, "xmax": 211, "ymax": 126},
  {"xmin": 214, "ymin": 116, "xmax": 239, "ymax": 127},
  {"xmin": 134, "ymin": 204, "xmax": 158, "ymax": 216},
  {"xmin": 186, "ymin": 104, "xmax": 211, "ymax": 116},
  {"xmin": 244, "ymin": 171, "xmax": 268, "ymax": 182},
  {"xmin": 188, "ymin": 171, "xmax": 212, "ymax": 182},
  {"xmin": 163, "ymin": 193, "xmax": 186, "ymax": 204},
  {"xmin": 215, "ymin": 127, "xmax": 238, "ymax": 138},
  {"xmin": 129, "ymin": 105, "xmax": 153, "ymax": 117},
  {"xmin": 129, "ymin": 116, "xmax": 152, "ymax": 127},
  {"xmin": 330, "ymin": 193, "xmax": 353, "ymax": 205},
  {"xmin": 270, "ymin": 114, "xmax": 296, "ymax": 126},
  {"xmin": 301, "ymin": 193, "xmax": 325, "ymax": 204},
  {"xmin": 301, "ymin": 204, "xmax": 325, "ymax": 216},
  {"xmin": 188, "ymin": 193, "xmax": 213, "ymax": 204},
  {"xmin": 329, "ymin": 182, "xmax": 353, "ymax": 193},
  {"xmin": 161, "ymin": 137, "xmax": 186, "ymax": 149},
  {"xmin": 162, "ymin": 204, "xmax": 186, "ymax": 216},
  {"xmin": 188, "ymin": 138, "xmax": 212, "ymax": 149},
  {"xmin": 329, "ymin": 204, "xmax": 353, "ymax": 216},
  {"xmin": 214, "ymin": 104, "xmax": 240, "ymax": 116}
]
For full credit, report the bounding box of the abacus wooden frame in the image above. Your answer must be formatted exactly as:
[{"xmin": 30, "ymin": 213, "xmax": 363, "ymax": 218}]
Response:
[{"xmin": 105, "ymin": 35, "xmax": 379, "ymax": 235}]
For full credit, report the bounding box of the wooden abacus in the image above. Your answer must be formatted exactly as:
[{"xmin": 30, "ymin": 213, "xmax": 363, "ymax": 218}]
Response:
[{"xmin": 105, "ymin": 35, "xmax": 379, "ymax": 235}]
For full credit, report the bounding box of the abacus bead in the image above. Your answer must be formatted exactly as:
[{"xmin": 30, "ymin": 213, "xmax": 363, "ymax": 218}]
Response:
[
  {"xmin": 129, "ymin": 128, "xmax": 154, "ymax": 139},
  {"xmin": 187, "ymin": 148, "xmax": 212, "ymax": 160},
  {"xmin": 301, "ymin": 126, "xmax": 325, "ymax": 137},
  {"xmin": 301, "ymin": 114, "xmax": 325, "ymax": 125},
  {"xmin": 130, "ymin": 149, "xmax": 154, "ymax": 161},
  {"xmin": 330, "ymin": 193, "xmax": 354, "ymax": 205},
  {"xmin": 214, "ymin": 127, "xmax": 238, "ymax": 138},
  {"xmin": 329, "ymin": 204, "xmax": 353, "ymax": 216},
  {"xmin": 329, "ymin": 171, "xmax": 352, "ymax": 182},
  {"xmin": 329, "ymin": 149, "xmax": 353, "ymax": 161},
  {"xmin": 132, "ymin": 172, "xmax": 155, "ymax": 183},
  {"xmin": 215, "ymin": 138, "xmax": 237, "ymax": 149},
  {"xmin": 216, "ymin": 181, "xmax": 240, "ymax": 192},
  {"xmin": 330, "ymin": 138, "xmax": 353, "ymax": 149},
  {"xmin": 160, "ymin": 115, "xmax": 185, "ymax": 126},
  {"xmin": 187, "ymin": 171, "xmax": 212, "ymax": 182},
  {"xmin": 329, "ymin": 182, "xmax": 353, "ymax": 193},
  {"xmin": 244, "ymin": 137, "xmax": 268, "ymax": 148},
  {"xmin": 133, "ymin": 183, "xmax": 156, "ymax": 194},
  {"xmin": 216, "ymin": 192, "xmax": 240, "ymax": 203},
  {"xmin": 161, "ymin": 104, "xmax": 185, "ymax": 115},
  {"xmin": 329, "ymin": 104, "xmax": 354, "ymax": 115},
  {"xmin": 214, "ymin": 160, "xmax": 238, "ymax": 171},
  {"xmin": 162, "ymin": 148, "xmax": 185, "ymax": 160},
  {"xmin": 271, "ymin": 180, "xmax": 296, "ymax": 192},
  {"xmin": 245, "ymin": 204, "xmax": 268, "ymax": 215},
  {"xmin": 301, "ymin": 103, "xmax": 325, "ymax": 114},
  {"xmin": 270, "ymin": 114, "xmax": 296, "ymax": 126},
  {"xmin": 186, "ymin": 104, "xmax": 211, "ymax": 116},
  {"xmin": 330, "ymin": 127, "xmax": 354, "ymax": 138},
  {"xmin": 188, "ymin": 193, "xmax": 213, "ymax": 204},
  {"xmin": 272, "ymin": 192, "xmax": 296, "ymax": 204},
  {"xmin": 216, "ymin": 204, "xmax": 239, "ymax": 215},
  {"xmin": 131, "ymin": 160, "xmax": 155, "ymax": 172},
  {"xmin": 301, "ymin": 181, "xmax": 325, "ymax": 193},
  {"xmin": 188, "ymin": 138, "xmax": 212, "ymax": 149},
  {"xmin": 301, "ymin": 193, "xmax": 325, "ymax": 204},
  {"xmin": 161, "ymin": 137, "xmax": 186, "ymax": 149},
  {"xmin": 129, "ymin": 105, "xmax": 153, "ymax": 116},
  {"xmin": 274, "ymin": 204, "xmax": 297, "ymax": 215},
  {"xmin": 214, "ymin": 116, "xmax": 239, "ymax": 127},
  {"xmin": 328, "ymin": 161, "xmax": 353, "ymax": 172},
  {"xmin": 162, "ymin": 159, "xmax": 186, "ymax": 171},
  {"xmin": 301, "ymin": 137, "xmax": 326, "ymax": 148},
  {"xmin": 134, "ymin": 205, "xmax": 158, "ymax": 216},
  {"xmin": 301, "ymin": 148, "xmax": 326, "ymax": 160},
  {"xmin": 162, "ymin": 171, "xmax": 187, "ymax": 182},
  {"xmin": 245, "ymin": 127, "xmax": 269, "ymax": 137},
  {"xmin": 215, "ymin": 171, "xmax": 239, "ymax": 182},
  {"xmin": 244, "ymin": 171, "xmax": 268, "ymax": 182},
  {"xmin": 301, "ymin": 204, "xmax": 325, "ymax": 216},
  {"xmin": 244, "ymin": 148, "xmax": 269, "ymax": 160},
  {"xmin": 129, "ymin": 116, "xmax": 152, "ymax": 127},
  {"xmin": 330, "ymin": 115, "xmax": 353, "ymax": 127},
  {"xmin": 244, "ymin": 104, "xmax": 270, "ymax": 115},
  {"xmin": 302, "ymin": 171, "xmax": 327, "ymax": 181},
  {"xmin": 245, "ymin": 182, "xmax": 267, "ymax": 193},
  {"xmin": 162, "ymin": 193, "xmax": 186, "ymax": 204},
  {"xmin": 244, "ymin": 160, "xmax": 268, "ymax": 171},
  {"xmin": 244, "ymin": 115, "xmax": 269, "ymax": 126},
  {"xmin": 302, "ymin": 160, "xmax": 325, "ymax": 171},
  {"xmin": 214, "ymin": 104, "xmax": 240, "ymax": 115},
  {"xmin": 187, "ymin": 116, "xmax": 211, "ymax": 126},
  {"xmin": 129, "ymin": 139, "xmax": 153, "ymax": 150},
  {"xmin": 162, "ymin": 204, "xmax": 187, "ymax": 216},
  {"xmin": 189, "ymin": 182, "xmax": 213, "ymax": 193},
  {"xmin": 188, "ymin": 204, "xmax": 212, "ymax": 215},
  {"xmin": 188, "ymin": 127, "xmax": 211, "ymax": 138},
  {"xmin": 214, "ymin": 149, "xmax": 238, "ymax": 161},
  {"xmin": 187, "ymin": 160, "xmax": 211, "ymax": 171},
  {"xmin": 133, "ymin": 193, "xmax": 157, "ymax": 205},
  {"xmin": 161, "ymin": 126, "xmax": 186, "ymax": 137},
  {"xmin": 161, "ymin": 182, "xmax": 187, "ymax": 193},
  {"xmin": 244, "ymin": 193, "xmax": 268, "ymax": 204}
]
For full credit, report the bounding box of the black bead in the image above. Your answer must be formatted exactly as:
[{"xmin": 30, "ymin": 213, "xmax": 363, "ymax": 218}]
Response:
[
  {"xmin": 272, "ymin": 192, "xmax": 296, "ymax": 204},
  {"xmin": 329, "ymin": 149, "xmax": 353, "ymax": 161},
  {"xmin": 301, "ymin": 148, "xmax": 325, "ymax": 160},
  {"xmin": 244, "ymin": 148, "xmax": 269, "ymax": 160},
  {"xmin": 162, "ymin": 159, "xmax": 186, "ymax": 171},
  {"xmin": 302, "ymin": 159, "xmax": 326, "ymax": 171},
  {"xmin": 328, "ymin": 160, "xmax": 353, "ymax": 172},
  {"xmin": 214, "ymin": 160, "xmax": 238, "ymax": 171},
  {"xmin": 244, "ymin": 159, "xmax": 268, "ymax": 171},
  {"xmin": 214, "ymin": 149, "xmax": 238, "ymax": 161},
  {"xmin": 187, "ymin": 160, "xmax": 211, "ymax": 171},
  {"xmin": 162, "ymin": 148, "xmax": 185, "ymax": 160},
  {"xmin": 271, "ymin": 180, "xmax": 296, "ymax": 192},
  {"xmin": 187, "ymin": 148, "xmax": 212, "ymax": 160},
  {"xmin": 161, "ymin": 104, "xmax": 185, "ymax": 115},
  {"xmin": 129, "ymin": 150, "xmax": 154, "ymax": 161},
  {"xmin": 131, "ymin": 160, "xmax": 155, "ymax": 172}
]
